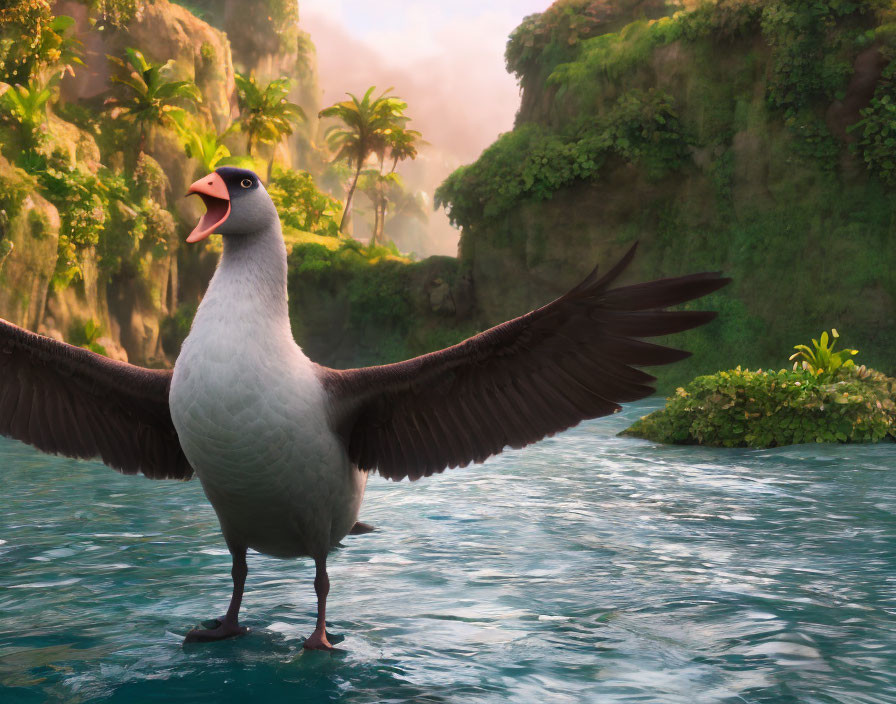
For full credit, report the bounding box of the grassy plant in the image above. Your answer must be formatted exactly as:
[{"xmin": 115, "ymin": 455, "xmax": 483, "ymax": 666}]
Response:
[
  {"xmin": 182, "ymin": 125, "xmax": 233, "ymax": 175},
  {"xmin": 789, "ymin": 329, "xmax": 858, "ymax": 378},
  {"xmin": 0, "ymin": 78, "xmax": 54, "ymax": 149}
]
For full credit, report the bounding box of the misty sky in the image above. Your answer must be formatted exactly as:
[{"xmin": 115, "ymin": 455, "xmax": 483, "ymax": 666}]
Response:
[{"xmin": 299, "ymin": 0, "xmax": 549, "ymax": 254}]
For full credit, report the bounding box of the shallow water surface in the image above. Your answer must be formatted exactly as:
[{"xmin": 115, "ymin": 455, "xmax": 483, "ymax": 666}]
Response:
[{"xmin": 1, "ymin": 399, "xmax": 894, "ymax": 703}]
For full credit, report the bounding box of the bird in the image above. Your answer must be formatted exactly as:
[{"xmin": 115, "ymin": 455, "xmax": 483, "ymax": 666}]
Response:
[{"xmin": 0, "ymin": 166, "xmax": 729, "ymax": 649}]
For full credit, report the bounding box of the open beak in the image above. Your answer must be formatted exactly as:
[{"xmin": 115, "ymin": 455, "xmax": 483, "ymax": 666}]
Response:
[{"xmin": 186, "ymin": 172, "xmax": 230, "ymax": 243}]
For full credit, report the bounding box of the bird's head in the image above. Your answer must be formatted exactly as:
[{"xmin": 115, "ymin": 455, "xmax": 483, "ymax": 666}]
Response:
[{"xmin": 186, "ymin": 167, "xmax": 278, "ymax": 243}]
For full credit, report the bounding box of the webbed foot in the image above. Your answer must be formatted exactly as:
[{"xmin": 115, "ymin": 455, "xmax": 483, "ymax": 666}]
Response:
[
  {"xmin": 184, "ymin": 618, "xmax": 248, "ymax": 643},
  {"xmin": 303, "ymin": 627, "xmax": 333, "ymax": 650}
]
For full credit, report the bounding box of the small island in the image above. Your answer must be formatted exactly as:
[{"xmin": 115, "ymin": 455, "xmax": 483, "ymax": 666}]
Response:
[{"xmin": 622, "ymin": 331, "xmax": 896, "ymax": 448}]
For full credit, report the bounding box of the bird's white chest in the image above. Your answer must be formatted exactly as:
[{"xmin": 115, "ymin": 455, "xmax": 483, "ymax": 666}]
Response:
[{"xmin": 169, "ymin": 298, "xmax": 362, "ymax": 557}]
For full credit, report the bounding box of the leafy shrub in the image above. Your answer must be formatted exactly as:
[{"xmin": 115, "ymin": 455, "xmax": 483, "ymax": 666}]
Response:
[
  {"xmin": 68, "ymin": 318, "xmax": 107, "ymax": 355},
  {"xmin": 21, "ymin": 149, "xmax": 172, "ymax": 286},
  {"xmin": 851, "ymin": 60, "xmax": 896, "ymax": 184},
  {"xmin": 82, "ymin": 1, "xmax": 143, "ymax": 29},
  {"xmin": 622, "ymin": 365, "xmax": 896, "ymax": 447},
  {"xmin": 0, "ymin": 78, "xmax": 55, "ymax": 150},
  {"xmin": 0, "ymin": 8, "xmax": 82, "ymax": 84},
  {"xmin": 269, "ymin": 168, "xmax": 341, "ymax": 237}
]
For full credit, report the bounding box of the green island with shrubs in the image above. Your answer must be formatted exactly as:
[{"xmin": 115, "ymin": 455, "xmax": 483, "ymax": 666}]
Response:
[{"xmin": 622, "ymin": 330, "xmax": 896, "ymax": 448}]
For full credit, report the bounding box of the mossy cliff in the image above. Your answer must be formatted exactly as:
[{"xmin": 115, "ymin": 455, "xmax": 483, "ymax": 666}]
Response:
[{"xmin": 435, "ymin": 0, "xmax": 896, "ymax": 388}]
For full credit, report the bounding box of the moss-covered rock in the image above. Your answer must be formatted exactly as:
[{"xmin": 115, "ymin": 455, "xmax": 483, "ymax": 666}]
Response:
[
  {"xmin": 622, "ymin": 365, "xmax": 896, "ymax": 447},
  {"xmin": 0, "ymin": 157, "xmax": 60, "ymax": 330}
]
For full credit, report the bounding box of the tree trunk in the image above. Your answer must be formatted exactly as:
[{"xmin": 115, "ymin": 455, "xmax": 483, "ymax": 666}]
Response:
[
  {"xmin": 339, "ymin": 163, "xmax": 363, "ymax": 233},
  {"xmin": 373, "ymin": 199, "xmax": 387, "ymax": 246},
  {"xmin": 372, "ymin": 200, "xmax": 382, "ymax": 246}
]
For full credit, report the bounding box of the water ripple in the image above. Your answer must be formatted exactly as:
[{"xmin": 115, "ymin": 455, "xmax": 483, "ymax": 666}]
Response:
[{"xmin": 1, "ymin": 399, "xmax": 894, "ymax": 703}]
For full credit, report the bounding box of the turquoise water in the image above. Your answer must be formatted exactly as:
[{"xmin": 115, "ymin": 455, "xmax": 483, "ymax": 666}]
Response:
[{"xmin": 1, "ymin": 399, "xmax": 894, "ymax": 703}]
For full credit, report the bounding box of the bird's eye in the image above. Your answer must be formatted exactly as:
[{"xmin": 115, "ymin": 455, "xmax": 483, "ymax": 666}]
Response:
[{"xmin": 240, "ymin": 178, "xmax": 252, "ymax": 188}]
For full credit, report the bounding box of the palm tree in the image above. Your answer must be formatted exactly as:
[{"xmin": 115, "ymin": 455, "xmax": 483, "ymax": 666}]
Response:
[
  {"xmin": 107, "ymin": 48, "xmax": 200, "ymax": 154},
  {"xmin": 357, "ymin": 169, "xmax": 404, "ymax": 246},
  {"xmin": 385, "ymin": 126, "xmax": 423, "ymax": 173},
  {"xmin": 319, "ymin": 87, "xmax": 410, "ymax": 233},
  {"xmin": 233, "ymin": 73, "xmax": 305, "ymax": 179},
  {"xmin": 360, "ymin": 125, "xmax": 425, "ymax": 245}
]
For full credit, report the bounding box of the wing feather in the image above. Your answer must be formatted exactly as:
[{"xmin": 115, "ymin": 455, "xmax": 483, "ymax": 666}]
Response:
[
  {"xmin": 0, "ymin": 319, "xmax": 192, "ymax": 480},
  {"xmin": 318, "ymin": 243, "xmax": 730, "ymax": 481}
]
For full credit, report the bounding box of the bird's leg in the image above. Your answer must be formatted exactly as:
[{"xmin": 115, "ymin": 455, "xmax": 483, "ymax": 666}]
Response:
[
  {"xmin": 184, "ymin": 546, "xmax": 249, "ymax": 643},
  {"xmin": 303, "ymin": 556, "xmax": 333, "ymax": 650}
]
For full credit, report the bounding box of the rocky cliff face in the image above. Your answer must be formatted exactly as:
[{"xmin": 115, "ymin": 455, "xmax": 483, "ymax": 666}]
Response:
[{"xmin": 0, "ymin": 158, "xmax": 60, "ymax": 332}]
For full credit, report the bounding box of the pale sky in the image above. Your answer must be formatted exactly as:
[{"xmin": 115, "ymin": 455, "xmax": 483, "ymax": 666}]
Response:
[{"xmin": 299, "ymin": 0, "xmax": 549, "ymax": 254}]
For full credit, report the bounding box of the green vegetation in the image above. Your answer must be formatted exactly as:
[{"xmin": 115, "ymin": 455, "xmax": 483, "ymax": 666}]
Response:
[
  {"xmin": 851, "ymin": 59, "xmax": 896, "ymax": 183},
  {"xmin": 441, "ymin": 1, "xmax": 893, "ymax": 229},
  {"xmin": 623, "ymin": 332, "xmax": 896, "ymax": 447},
  {"xmin": 0, "ymin": 6, "xmax": 83, "ymax": 84},
  {"xmin": 623, "ymin": 365, "xmax": 896, "ymax": 447},
  {"xmin": 182, "ymin": 125, "xmax": 234, "ymax": 175},
  {"xmin": 505, "ymin": 0, "xmax": 670, "ymax": 98},
  {"xmin": 434, "ymin": 0, "xmax": 896, "ymax": 385},
  {"xmin": 68, "ymin": 318, "xmax": 107, "ymax": 355},
  {"xmin": 268, "ymin": 167, "xmax": 342, "ymax": 237},
  {"xmin": 0, "ymin": 79, "xmax": 54, "ymax": 150}
]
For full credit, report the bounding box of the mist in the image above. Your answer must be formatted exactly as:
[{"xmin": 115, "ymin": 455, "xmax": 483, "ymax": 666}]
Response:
[{"xmin": 299, "ymin": 1, "xmax": 548, "ymax": 256}]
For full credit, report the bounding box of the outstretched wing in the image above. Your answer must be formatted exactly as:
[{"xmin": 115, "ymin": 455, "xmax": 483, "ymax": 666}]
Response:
[
  {"xmin": 0, "ymin": 319, "xmax": 192, "ymax": 480},
  {"xmin": 319, "ymin": 243, "xmax": 729, "ymax": 481}
]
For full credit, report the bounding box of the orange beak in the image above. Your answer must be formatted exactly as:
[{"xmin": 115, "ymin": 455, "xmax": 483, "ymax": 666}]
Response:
[{"xmin": 186, "ymin": 172, "xmax": 231, "ymax": 243}]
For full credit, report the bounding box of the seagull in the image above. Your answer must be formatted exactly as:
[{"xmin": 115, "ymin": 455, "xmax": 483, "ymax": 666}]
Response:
[{"xmin": 0, "ymin": 167, "xmax": 729, "ymax": 649}]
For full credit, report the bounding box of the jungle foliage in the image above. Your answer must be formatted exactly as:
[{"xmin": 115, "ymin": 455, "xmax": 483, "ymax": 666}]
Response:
[{"xmin": 440, "ymin": 1, "xmax": 896, "ymax": 229}]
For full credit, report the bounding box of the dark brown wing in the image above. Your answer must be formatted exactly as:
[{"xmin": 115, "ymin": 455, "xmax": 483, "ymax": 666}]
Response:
[
  {"xmin": 0, "ymin": 319, "xmax": 192, "ymax": 480},
  {"xmin": 319, "ymin": 243, "xmax": 729, "ymax": 481}
]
